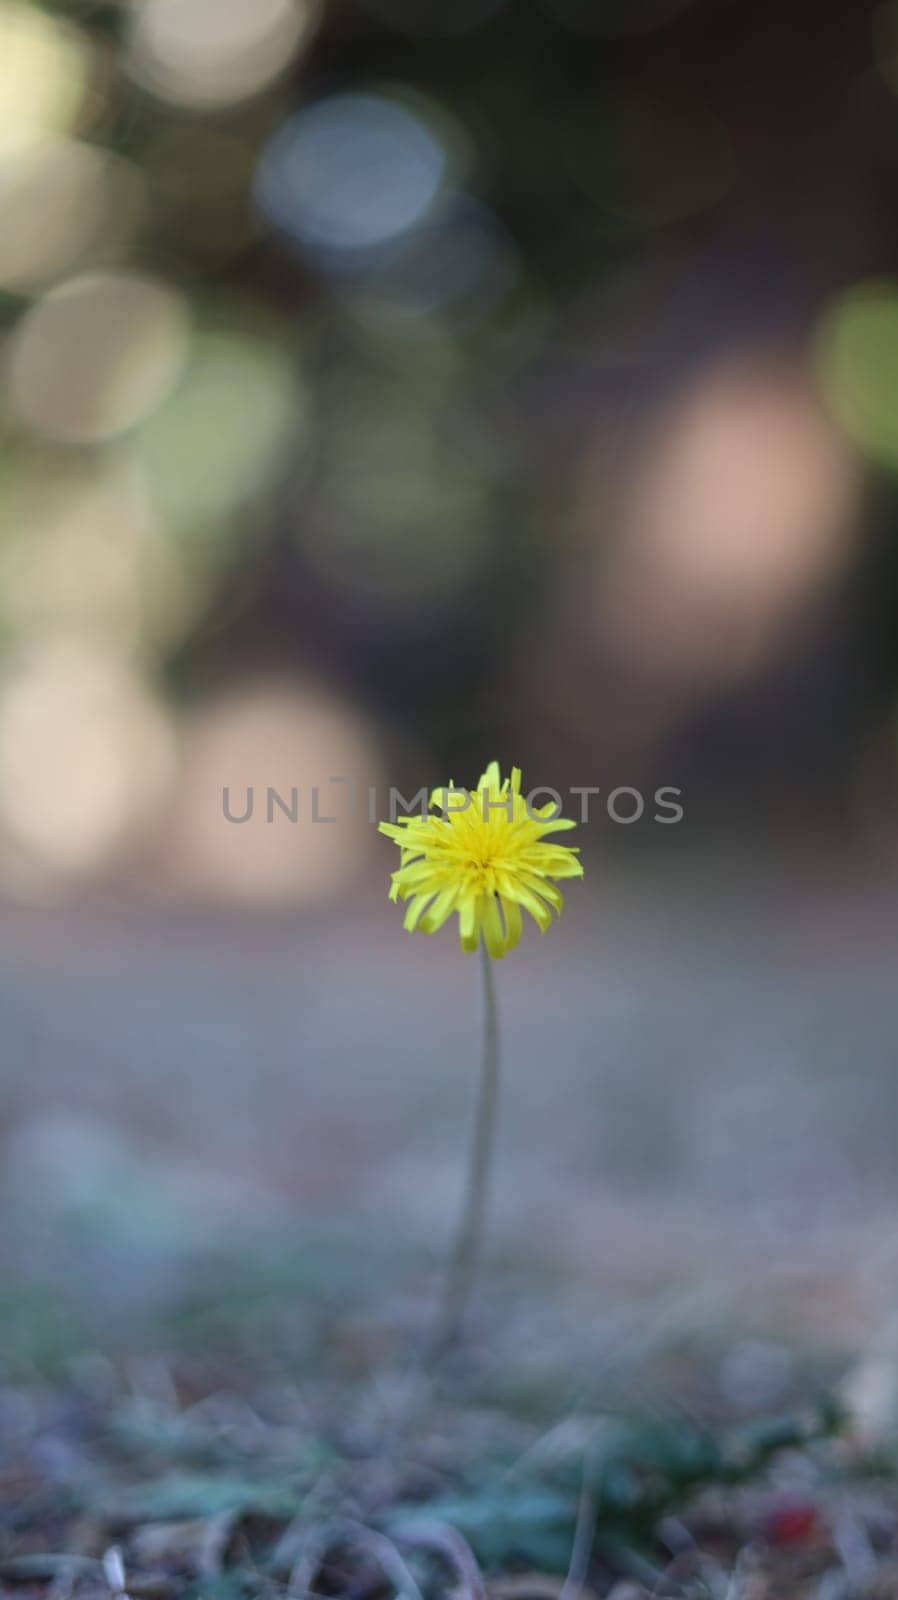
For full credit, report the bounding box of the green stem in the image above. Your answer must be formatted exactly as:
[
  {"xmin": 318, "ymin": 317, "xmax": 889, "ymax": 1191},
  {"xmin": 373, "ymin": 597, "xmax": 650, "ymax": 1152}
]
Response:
[{"xmin": 434, "ymin": 939, "xmax": 500, "ymax": 1353}]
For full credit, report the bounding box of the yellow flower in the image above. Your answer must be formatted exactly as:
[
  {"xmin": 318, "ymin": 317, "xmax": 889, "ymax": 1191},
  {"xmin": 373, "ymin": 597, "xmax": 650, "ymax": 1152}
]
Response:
[{"xmin": 378, "ymin": 762, "xmax": 583, "ymax": 958}]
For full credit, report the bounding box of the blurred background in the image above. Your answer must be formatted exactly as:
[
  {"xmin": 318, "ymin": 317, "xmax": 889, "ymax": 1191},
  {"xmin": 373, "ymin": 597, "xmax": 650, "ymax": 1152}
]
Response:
[{"xmin": 5, "ymin": 0, "xmax": 898, "ymax": 1379}]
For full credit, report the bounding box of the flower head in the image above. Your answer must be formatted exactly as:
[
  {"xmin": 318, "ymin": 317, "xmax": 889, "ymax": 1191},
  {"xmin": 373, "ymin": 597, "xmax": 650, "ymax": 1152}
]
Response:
[{"xmin": 378, "ymin": 762, "xmax": 583, "ymax": 958}]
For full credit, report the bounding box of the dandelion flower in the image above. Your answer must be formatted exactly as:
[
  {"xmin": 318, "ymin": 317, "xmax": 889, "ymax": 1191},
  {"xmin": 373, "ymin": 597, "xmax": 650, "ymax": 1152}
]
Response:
[
  {"xmin": 378, "ymin": 761, "xmax": 583, "ymax": 958},
  {"xmin": 379, "ymin": 763, "xmax": 584, "ymax": 1348}
]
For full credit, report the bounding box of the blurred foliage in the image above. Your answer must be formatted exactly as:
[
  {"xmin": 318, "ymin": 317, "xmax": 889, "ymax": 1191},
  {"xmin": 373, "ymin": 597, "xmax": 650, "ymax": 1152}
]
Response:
[
  {"xmin": 0, "ymin": 1294, "xmax": 846, "ymax": 1596},
  {"xmin": 386, "ymin": 1405, "xmax": 841, "ymax": 1572},
  {"xmin": 1, "ymin": 0, "xmax": 898, "ymax": 889}
]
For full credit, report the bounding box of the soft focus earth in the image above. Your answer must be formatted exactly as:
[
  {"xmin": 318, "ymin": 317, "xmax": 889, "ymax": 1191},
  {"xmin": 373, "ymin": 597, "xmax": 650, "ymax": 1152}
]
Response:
[{"xmin": 5, "ymin": 860, "xmax": 898, "ymax": 1597}]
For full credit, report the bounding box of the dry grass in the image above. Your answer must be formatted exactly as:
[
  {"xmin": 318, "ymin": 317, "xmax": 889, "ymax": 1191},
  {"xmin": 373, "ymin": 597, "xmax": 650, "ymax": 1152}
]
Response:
[{"xmin": 3, "ymin": 1260, "xmax": 894, "ymax": 1600}]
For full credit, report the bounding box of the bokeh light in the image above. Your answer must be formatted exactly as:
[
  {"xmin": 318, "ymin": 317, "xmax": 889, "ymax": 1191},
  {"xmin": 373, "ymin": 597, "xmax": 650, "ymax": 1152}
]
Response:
[
  {"xmin": 0, "ymin": 451, "xmax": 189, "ymax": 656},
  {"xmin": 126, "ymin": 0, "xmax": 319, "ymax": 111},
  {"xmin": 10, "ymin": 271, "xmax": 190, "ymax": 444},
  {"xmin": 0, "ymin": 140, "xmax": 145, "ymax": 293},
  {"xmin": 0, "ymin": 0, "xmax": 884, "ymax": 902},
  {"xmin": 585, "ymin": 357, "xmax": 860, "ymax": 687},
  {"xmin": 0, "ymin": 641, "xmax": 176, "ymax": 881},
  {"xmin": 254, "ymin": 92, "xmax": 460, "ymax": 264},
  {"xmin": 135, "ymin": 318, "xmax": 303, "ymax": 556},
  {"xmin": 816, "ymin": 281, "xmax": 898, "ymax": 471},
  {"xmin": 164, "ymin": 680, "xmax": 382, "ymax": 908},
  {"xmin": 0, "ymin": 1, "xmax": 95, "ymax": 156}
]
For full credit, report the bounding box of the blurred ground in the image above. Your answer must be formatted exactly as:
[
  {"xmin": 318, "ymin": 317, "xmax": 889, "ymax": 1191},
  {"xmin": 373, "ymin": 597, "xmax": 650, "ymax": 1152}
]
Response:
[{"xmin": 4, "ymin": 857, "xmax": 898, "ymax": 1369}]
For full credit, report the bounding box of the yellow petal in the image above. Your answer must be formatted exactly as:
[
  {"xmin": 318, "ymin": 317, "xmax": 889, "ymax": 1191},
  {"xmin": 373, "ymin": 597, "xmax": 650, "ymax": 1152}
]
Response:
[
  {"xmin": 419, "ymin": 886, "xmax": 458, "ymax": 934},
  {"xmin": 509, "ymin": 881, "xmax": 554, "ymax": 932},
  {"xmin": 481, "ymin": 893, "xmax": 506, "ymax": 959},
  {"xmin": 500, "ymin": 895, "xmax": 522, "ymax": 951},
  {"xmin": 458, "ymin": 891, "xmax": 478, "ymax": 948},
  {"xmin": 380, "ymin": 764, "xmax": 583, "ymax": 953},
  {"xmin": 477, "ymin": 759, "xmax": 501, "ymax": 794},
  {"xmin": 404, "ymin": 893, "xmax": 436, "ymax": 932}
]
